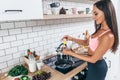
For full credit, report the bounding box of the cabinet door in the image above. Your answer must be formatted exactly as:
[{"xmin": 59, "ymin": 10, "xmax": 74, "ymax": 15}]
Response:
[
  {"xmin": 104, "ymin": 48, "xmax": 120, "ymax": 80},
  {"xmin": 0, "ymin": 0, "xmax": 43, "ymax": 21}
]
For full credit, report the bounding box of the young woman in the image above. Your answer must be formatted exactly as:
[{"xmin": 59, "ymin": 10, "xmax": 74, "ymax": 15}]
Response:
[{"xmin": 62, "ymin": 0, "xmax": 119, "ymax": 80}]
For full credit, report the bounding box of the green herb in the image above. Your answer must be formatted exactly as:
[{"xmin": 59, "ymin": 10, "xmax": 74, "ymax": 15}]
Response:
[{"xmin": 7, "ymin": 65, "xmax": 28, "ymax": 77}]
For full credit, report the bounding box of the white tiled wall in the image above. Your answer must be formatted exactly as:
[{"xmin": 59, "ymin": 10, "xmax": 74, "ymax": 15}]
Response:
[
  {"xmin": 0, "ymin": 19, "xmax": 94, "ymax": 73},
  {"xmin": 0, "ymin": 1, "xmax": 94, "ymax": 74}
]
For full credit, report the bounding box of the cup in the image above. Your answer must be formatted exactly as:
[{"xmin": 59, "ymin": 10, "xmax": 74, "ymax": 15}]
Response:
[
  {"xmin": 86, "ymin": 8, "xmax": 90, "ymax": 14},
  {"xmin": 51, "ymin": 7, "xmax": 59, "ymax": 15},
  {"xmin": 28, "ymin": 61, "xmax": 36, "ymax": 72},
  {"xmin": 71, "ymin": 8, "xmax": 77, "ymax": 14},
  {"xmin": 36, "ymin": 60, "xmax": 43, "ymax": 70}
]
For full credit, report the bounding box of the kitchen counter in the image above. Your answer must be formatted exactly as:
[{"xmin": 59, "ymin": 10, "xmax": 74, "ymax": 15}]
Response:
[
  {"xmin": 0, "ymin": 57, "xmax": 87, "ymax": 80},
  {"xmin": 41, "ymin": 62, "xmax": 87, "ymax": 80}
]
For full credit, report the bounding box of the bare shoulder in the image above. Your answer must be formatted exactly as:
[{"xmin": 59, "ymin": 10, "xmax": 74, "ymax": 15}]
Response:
[
  {"xmin": 101, "ymin": 32, "xmax": 114, "ymax": 42},
  {"xmin": 105, "ymin": 32, "xmax": 114, "ymax": 39}
]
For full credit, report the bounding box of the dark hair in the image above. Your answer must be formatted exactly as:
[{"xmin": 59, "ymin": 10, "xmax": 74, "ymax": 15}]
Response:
[{"xmin": 94, "ymin": 0, "xmax": 119, "ymax": 52}]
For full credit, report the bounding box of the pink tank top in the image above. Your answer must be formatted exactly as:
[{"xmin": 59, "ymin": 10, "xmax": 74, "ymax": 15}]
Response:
[{"xmin": 89, "ymin": 29, "xmax": 111, "ymax": 52}]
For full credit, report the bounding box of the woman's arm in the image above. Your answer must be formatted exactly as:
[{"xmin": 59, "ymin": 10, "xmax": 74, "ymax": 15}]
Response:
[
  {"xmin": 62, "ymin": 33, "xmax": 114, "ymax": 63},
  {"xmin": 63, "ymin": 35, "xmax": 89, "ymax": 46},
  {"xmin": 71, "ymin": 37, "xmax": 89, "ymax": 46}
]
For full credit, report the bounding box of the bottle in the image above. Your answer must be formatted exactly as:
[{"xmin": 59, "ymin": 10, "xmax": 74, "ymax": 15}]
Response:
[
  {"xmin": 28, "ymin": 52, "xmax": 36, "ymax": 72},
  {"xmin": 28, "ymin": 52, "xmax": 35, "ymax": 61},
  {"xmin": 62, "ymin": 39, "xmax": 67, "ymax": 47}
]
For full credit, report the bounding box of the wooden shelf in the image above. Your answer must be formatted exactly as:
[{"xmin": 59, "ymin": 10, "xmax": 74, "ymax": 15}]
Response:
[
  {"xmin": 63, "ymin": 0, "xmax": 97, "ymax": 4},
  {"xmin": 43, "ymin": 14, "xmax": 92, "ymax": 20}
]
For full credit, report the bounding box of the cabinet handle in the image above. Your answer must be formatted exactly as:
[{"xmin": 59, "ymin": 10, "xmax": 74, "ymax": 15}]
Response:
[
  {"xmin": 108, "ymin": 60, "xmax": 111, "ymax": 68},
  {"xmin": 4, "ymin": 10, "xmax": 22, "ymax": 12},
  {"xmin": 104, "ymin": 57, "xmax": 107, "ymax": 60}
]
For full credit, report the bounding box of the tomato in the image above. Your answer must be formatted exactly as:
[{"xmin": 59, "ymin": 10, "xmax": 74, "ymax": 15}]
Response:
[{"xmin": 14, "ymin": 78, "xmax": 20, "ymax": 80}]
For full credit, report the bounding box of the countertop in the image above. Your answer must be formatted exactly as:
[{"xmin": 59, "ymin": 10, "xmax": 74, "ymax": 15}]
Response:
[{"xmin": 0, "ymin": 57, "xmax": 87, "ymax": 80}]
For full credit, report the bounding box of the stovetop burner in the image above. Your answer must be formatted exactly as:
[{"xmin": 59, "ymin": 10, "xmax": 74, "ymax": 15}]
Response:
[{"xmin": 43, "ymin": 55, "xmax": 85, "ymax": 74}]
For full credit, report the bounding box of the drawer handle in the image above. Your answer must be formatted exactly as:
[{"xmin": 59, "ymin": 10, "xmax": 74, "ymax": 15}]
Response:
[
  {"xmin": 108, "ymin": 60, "xmax": 111, "ymax": 68},
  {"xmin": 5, "ymin": 10, "xmax": 22, "ymax": 12}
]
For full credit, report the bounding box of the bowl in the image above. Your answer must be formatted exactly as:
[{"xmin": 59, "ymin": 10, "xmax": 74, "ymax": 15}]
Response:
[{"xmin": 78, "ymin": 11, "xmax": 84, "ymax": 14}]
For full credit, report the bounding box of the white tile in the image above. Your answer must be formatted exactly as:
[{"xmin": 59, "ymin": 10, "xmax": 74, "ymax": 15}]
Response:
[
  {"xmin": 0, "ymin": 37, "xmax": 3, "ymax": 43},
  {"xmin": 5, "ymin": 47, "xmax": 18, "ymax": 55},
  {"xmin": 7, "ymin": 58, "xmax": 19, "ymax": 66},
  {"xmin": 37, "ymin": 20, "xmax": 46, "ymax": 26},
  {"xmin": 1, "ymin": 23, "xmax": 14, "ymax": 29},
  {"xmin": 0, "ymin": 62, "xmax": 7, "ymax": 69},
  {"xmin": 0, "ymin": 50, "xmax": 5, "ymax": 56},
  {"xmin": 0, "ymin": 30, "xmax": 8, "ymax": 36},
  {"xmin": 44, "ymin": 44, "xmax": 51, "ymax": 49},
  {"xmin": 39, "ymin": 40, "xmax": 47, "ymax": 46},
  {"xmin": 47, "ymin": 39, "xmax": 54, "ymax": 44},
  {"xmin": 38, "ymin": 31, "xmax": 46, "ymax": 36},
  {"xmin": 0, "ymin": 55, "xmax": 12, "ymax": 63},
  {"xmin": 35, "ymin": 47, "xmax": 43, "ymax": 53},
  {"xmin": 11, "ymin": 40, "xmax": 23, "ymax": 47},
  {"xmin": 9, "ymin": 28, "xmax": 21, "ymax": 35},
  {"xmin": 3, "ymin": 35, "xmax": 16, "ymax": 42},
  {"xmin": 23, "ymin": 38, "xmax": 33, "ymax": 44},
  {"xmin": 1, "ymin": 65, "xmax": 14, "ymax": 73},
  {"xmin": 34, "ymin": 36, "xmax": 43, "ymax": 42},
  {"xmin": 46, "ymin": 29, "xmax": 54, "ymax": 34},
  {"xmin": 30, "ymin": 42, "xmax": 39, "ymax": 48},
  {"xmin": 22, "ymin": 27, "xmax": 32, "ymax": 33},
  {"xmin": 17, "ymin": 34, "xmax": 28, "ymax": 40},
  {"xmin": 33, "ymin": 26, "xmax": 41, "ymax": 32},
  {"xmin": 15, "ymin": 22, "xmax": 26, "ymax": 28},
  {"xmin": 26, "ymin": 21, "xmax": 37, "ymax": 27},
  {"xmin": 43, "ymin": 34, "xmax": 51, "ymax": 40},
  {"xmin": 41, "ymin": 25, "xmax": 50, "ymax": 30},
  {"xmin": 28, "ymin": 32, "xmax": 38, "ymax": 38},
  {"xmin": 54, "ymin": 29, "xmax": 61, "ymax": 33},
  {"xmin": 13, "ymin": 51, "xmax": 24, "ymax": 58},
  {"xmin": 18, "ymin": 45, "xmax": 29, "ymax": 51},
  {"xmin": 0, "ymin": 43, "xmax": 10, "ymax": 49}
]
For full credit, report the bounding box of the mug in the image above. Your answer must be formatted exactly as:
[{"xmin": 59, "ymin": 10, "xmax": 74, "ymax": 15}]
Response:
[
  {"xmin": 51, "ymin": 7, "xmax": 59, "ymax": 15},
  {"xmin": 71, "ymin": 8, "xmax": 77, "ymax": 14},
  {"xmin": 28, "ymin": 61, "xmax": 36, "ymax": 72},
  {"xmin": 86, "ymin": 8, "xmax": 90, "ymax": 14},
  {"xmin": 36, "ymin": 60, "xmax": 43, "ymax": 70},
  {"xmin": 50, "ymin": 2, "xmax": 60, "ymax": 8}
]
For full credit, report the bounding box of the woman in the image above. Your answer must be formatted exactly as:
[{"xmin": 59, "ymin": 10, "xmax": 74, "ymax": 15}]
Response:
[{"xmin": 62, "ymin": 0, "xmax": 119, "ymax": 80}]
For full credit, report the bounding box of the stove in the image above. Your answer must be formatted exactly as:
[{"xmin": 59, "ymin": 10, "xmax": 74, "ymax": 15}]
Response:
[{"xmin": 43, "ymin": 55, "xmax": 85, "ymax": 74}]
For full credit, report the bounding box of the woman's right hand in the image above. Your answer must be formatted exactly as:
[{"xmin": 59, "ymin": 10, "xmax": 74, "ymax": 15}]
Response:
[{"xmin": 62, "ymin": 35, "xmax": 73, "ymax": 41}]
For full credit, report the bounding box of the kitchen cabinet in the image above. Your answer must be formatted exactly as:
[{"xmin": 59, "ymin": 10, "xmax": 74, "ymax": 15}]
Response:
[
  {"xmin": 0, "ymin": 0, "xmax": 43, "ymax": 22},
  {"xmin": 104, "ymin": 46, "xmax": 120, "ymax": 80},
  {"xmin": 0, "ymin": 0, "xmax": 94, "ymax": 21}
]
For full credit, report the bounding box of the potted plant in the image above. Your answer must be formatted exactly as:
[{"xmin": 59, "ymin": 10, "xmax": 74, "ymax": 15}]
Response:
[{"xmin": 24, "ymin": 49, "xmax": 40, "ymax": 66}]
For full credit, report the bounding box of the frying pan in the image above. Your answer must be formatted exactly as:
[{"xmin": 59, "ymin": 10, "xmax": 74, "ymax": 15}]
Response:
[{"xmin": 55, "ymin": 58, "xmax": 73, "ymax": 71}]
